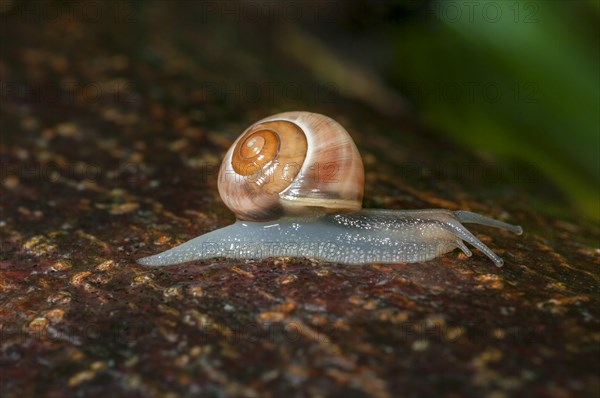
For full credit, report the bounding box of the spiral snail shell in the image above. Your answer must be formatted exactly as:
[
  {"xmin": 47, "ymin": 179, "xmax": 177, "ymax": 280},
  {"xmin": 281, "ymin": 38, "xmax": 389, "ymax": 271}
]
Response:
[
  {"xmin": 218, "ymin": 112, "xmax": 364, "ymax": 221},
  {"xmin": 138, "ymin": 111, "xmax": 522, "ymax": 267}
]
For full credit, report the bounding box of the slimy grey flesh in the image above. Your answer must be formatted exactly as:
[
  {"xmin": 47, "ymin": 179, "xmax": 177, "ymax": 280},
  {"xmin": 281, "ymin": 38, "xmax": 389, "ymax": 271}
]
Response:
[{"xmin": 137, "ymin": 210, "xmax": 522, "ymax": 267}]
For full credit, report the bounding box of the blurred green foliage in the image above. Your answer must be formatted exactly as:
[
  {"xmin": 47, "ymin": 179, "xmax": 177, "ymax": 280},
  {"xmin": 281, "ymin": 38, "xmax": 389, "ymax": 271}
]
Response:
[{"xmin": 387, "ymin": 0, "xmax": 599, "ymax": 220}]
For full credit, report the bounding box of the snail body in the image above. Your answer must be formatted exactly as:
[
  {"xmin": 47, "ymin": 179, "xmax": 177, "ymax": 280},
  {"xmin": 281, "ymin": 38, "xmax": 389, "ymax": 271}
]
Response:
[{"xmin": 138, "ymin": 112, "xmax": 522, "ymax": 267}]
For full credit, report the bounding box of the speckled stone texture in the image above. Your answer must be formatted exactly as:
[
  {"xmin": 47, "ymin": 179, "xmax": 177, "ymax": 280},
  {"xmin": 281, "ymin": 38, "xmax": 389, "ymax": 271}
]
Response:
[{"xmin": 1, "ymin": 2, "xmax": 598, "ymax": 398}]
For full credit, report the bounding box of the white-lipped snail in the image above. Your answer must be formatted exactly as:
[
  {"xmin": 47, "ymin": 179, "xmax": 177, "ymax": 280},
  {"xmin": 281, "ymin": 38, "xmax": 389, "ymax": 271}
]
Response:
[{"xmin": 138, "ymin": 111, "xmax": 522, "ymax": 267}]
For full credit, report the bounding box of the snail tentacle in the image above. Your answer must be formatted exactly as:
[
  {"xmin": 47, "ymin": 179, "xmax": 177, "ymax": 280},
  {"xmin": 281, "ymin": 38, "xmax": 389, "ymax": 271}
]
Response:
[
  {"xmin": 454, "ymin": 210, "xmax": 524, "ymax": 234},
  {"xmin": 437, "ymin": 213, "xmax": 506, "ymax": 267},
  {"xmin": 455, "ymin": 240, "xmax": 472, "ymax": 257}
]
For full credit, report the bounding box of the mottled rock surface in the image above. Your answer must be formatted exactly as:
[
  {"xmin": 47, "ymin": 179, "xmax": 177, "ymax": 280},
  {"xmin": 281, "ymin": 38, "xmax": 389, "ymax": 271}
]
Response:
[{"xmin": 1, "ymin": 2, "xmax": 598, "ymax": 398}]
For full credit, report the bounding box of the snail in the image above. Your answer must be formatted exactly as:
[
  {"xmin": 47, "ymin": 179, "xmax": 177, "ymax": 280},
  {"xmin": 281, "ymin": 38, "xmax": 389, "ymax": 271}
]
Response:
[{"xmin": 138, "ymin": 112, "xmax": 522, "ymax": 267}]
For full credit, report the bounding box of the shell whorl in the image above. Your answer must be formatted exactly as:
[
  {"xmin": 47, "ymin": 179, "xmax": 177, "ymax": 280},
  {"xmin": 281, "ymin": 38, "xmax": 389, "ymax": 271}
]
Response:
[{"xmin": 218, "ymin": 112, "xmax": 365, "ymax": 221}]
